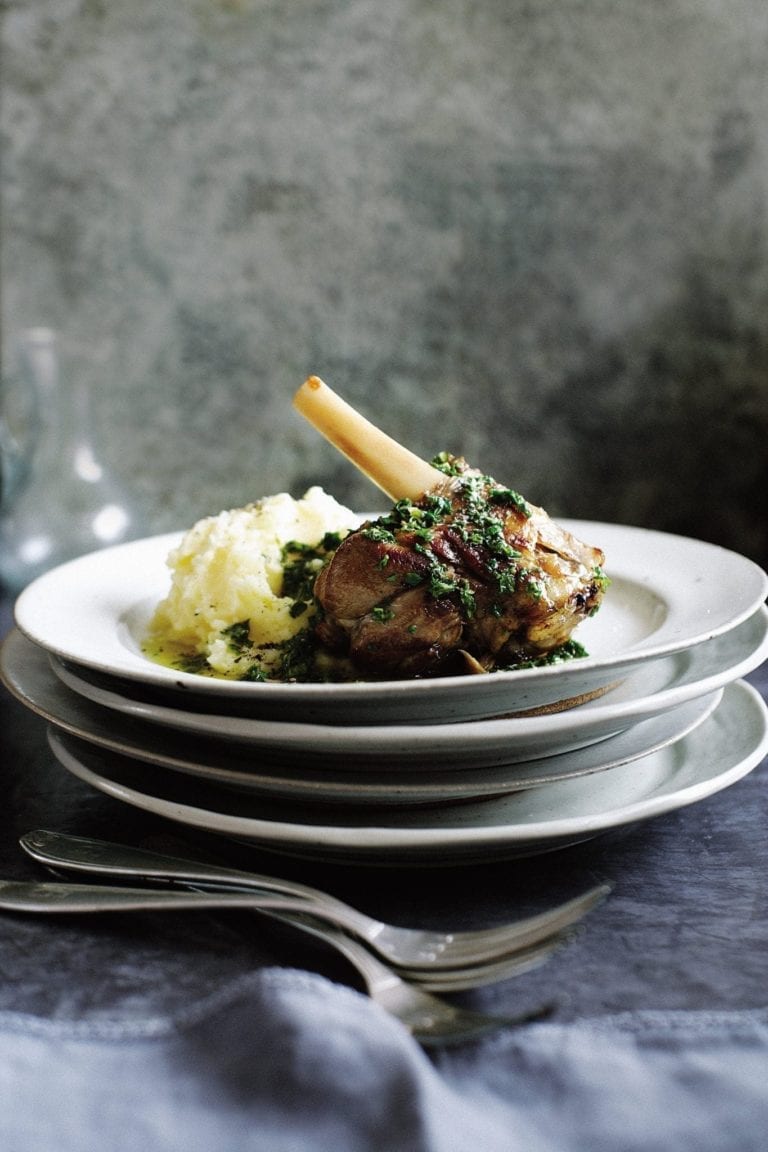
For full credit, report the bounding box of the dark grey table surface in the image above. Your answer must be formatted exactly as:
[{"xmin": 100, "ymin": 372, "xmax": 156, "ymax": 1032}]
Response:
[{"xmin": 1, "ymin": 592, "xmax": 766, "ymax": 1151}]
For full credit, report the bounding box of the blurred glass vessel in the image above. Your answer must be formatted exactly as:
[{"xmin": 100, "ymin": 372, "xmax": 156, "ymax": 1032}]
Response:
[{"xmin": 0, "ymin": 328, "xmax": 138, "ymax": 593}]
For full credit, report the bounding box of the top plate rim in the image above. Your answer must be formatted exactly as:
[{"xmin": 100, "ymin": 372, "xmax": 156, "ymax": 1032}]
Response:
[{"xmin": 12, "ymin": 519, "xmax": 768, "ymax": 719}]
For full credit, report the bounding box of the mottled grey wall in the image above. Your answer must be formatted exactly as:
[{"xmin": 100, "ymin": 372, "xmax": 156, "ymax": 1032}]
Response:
[{"xmin": 2, "ymin": 0, "xmax": 768, "ymax": 569}]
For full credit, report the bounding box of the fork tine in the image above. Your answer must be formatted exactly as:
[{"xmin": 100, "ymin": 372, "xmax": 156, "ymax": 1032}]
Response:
[
  {"xmin": 301, "ymin": 922, "xmax": 529, "ymax": 1046},
  {"xmin": 402, "ymin": 927, "xmax": 578, "ymax": 992},
  {"xmin": 421, "ymin": 883, "xmax": 610, "ymax": 962}
]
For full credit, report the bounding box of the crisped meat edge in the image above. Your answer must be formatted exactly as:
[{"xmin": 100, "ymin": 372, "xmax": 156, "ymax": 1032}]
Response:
[{"xmin": 313, "ymin": 457, "xmax": 607, "ymax": 679}]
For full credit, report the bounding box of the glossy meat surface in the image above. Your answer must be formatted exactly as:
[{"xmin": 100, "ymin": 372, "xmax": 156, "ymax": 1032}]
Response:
[{"xmin": 313, "ymin": 458, "xmax": 607, "ymax": 679}]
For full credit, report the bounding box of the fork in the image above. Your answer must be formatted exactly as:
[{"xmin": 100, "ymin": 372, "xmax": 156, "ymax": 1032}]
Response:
[
  {"xmin": 298, "ymin": 921, "xmax": 539, "ymax": 1046},
  {"xmin": 0, "ymin": 878, "xmax": 534, "ymax": 1046},
  {"xmin": 20, "ymin": 830, "xmax": 610, "ymax": 972},
  {"xmin": 0, "ymin": 876, "xmax": 571, "ymax": 994}
]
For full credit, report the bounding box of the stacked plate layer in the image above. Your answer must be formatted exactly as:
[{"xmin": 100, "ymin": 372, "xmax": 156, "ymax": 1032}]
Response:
[{"xmin": 2, "ymin": 521, "xmax": 768, "ymax": 864}]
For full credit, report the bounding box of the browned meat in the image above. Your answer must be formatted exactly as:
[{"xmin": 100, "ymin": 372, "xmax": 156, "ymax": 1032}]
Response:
[{"xmin": 313, "ymin": 456, "xmax": 608, "ymax": 679}]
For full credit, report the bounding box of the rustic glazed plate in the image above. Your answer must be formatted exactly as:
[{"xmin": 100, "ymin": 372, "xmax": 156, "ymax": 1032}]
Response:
[
  {"xmin": 45, "ymin": 681, "xmax": 768, "ymax": 862},
  {"xmin": 14, "ymin": 521, "xmax": 768, "ymax": 724}
]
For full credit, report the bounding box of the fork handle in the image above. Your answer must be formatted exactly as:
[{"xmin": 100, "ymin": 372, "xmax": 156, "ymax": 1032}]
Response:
[
  {"xmin": 20, "ymin": 829, "xmax": 349, "ymax": 910},
  {"xmin": 0, "ymin": 879, "xmax": 352, "ymax": 920}
]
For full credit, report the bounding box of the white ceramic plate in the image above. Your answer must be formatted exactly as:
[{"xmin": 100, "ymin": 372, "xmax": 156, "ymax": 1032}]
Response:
[
  {"xmin": 46, "ymin": 606, "xmax": 768, "ymax": 765},
  {"xmin": 0, "ymin": 630, "xmax": 720, "ymax": 803},
  {"xmin": 45, "ymin": 690, "xmax": 720, "ymax": 805},
  {"xmin": 14, "ymin": 523, "xmax": 768, "ymax": 724},
  {"xmin": 47, "ymin": 681, "xmax": 768, "ymax": 862}
]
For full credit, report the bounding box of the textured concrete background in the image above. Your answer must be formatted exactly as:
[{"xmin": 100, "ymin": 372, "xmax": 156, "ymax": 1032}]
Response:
[{"xmin": 2, "ymin": 0, "xmax": 767, "ymax": 570}]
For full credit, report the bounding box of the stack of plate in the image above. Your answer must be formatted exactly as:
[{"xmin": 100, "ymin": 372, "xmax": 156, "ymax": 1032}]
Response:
[{"xmin": 2, "ymin": 520, "xmax": 768, "ymax": 864}]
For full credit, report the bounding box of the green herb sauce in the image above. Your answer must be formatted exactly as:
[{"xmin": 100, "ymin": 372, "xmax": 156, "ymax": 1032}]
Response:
[{"xmin": 360, "ymin": 454, "xmax": 540, "ymax": 613}]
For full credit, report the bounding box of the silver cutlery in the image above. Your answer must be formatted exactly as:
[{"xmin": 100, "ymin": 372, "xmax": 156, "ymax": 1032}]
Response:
[
  {"xmin": 297, "ymin": 922, "xmax": 543, "ymax": 1046},
  {"xmin": 0, "ymin": 878, "xmax": 550, "ymax": 1045},
  {"xmin": 0, "ymin": 876, "xmax": 566, "ymax": 990},
  {"xmin": 19, "ymin": 829, "xmax": 610, "ymax": 972}
]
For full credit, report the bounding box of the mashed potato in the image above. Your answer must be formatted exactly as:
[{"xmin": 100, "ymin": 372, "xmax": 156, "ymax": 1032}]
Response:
[{"xmin": 147, "ymin": 487, "xmax": 357, "ymax": 679}]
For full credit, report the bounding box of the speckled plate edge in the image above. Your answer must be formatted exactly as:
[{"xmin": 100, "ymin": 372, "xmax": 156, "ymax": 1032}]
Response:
[
  {"xmin": 43, "ymin": 605, "xmax": 768, "ymax": 759},
  {"xmin": 14, "ymin": 521, "xmax": 768, "ymax": 724},
  {"xmin": 46, "ymin": 681, "xmax": 768, "ymax": 862}
]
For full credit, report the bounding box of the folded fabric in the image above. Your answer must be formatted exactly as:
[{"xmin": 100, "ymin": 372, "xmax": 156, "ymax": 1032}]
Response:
[{"xmin": 0, "ymin": 968, "xmax": 765, "ymax": 1152}]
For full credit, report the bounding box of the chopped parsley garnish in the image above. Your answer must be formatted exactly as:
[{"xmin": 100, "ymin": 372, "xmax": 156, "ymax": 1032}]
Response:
[
  {"xmin": 182, "ymin": 530, "xmax": 351, "ymax": 683},
  {"xmin": 172, "ymin": 652, "xmax": 210, "ymax": 675},
  {"xmin": 497, "ymin": 638, "xmax": 590, "ymax": 670},
  {"xmin": 431, "ymin": 451, "xmax": 464, "ymax": 477},
  {"xmin": 159, "ymin": 459, "xmax": 603, "ymax": 684},
  {"xmin": 222, "ymin": 620, "xmax": 251, "ymax": 651},
  {"xmin": 281, "ymin": 534, "xmax": 342, "ymax": 601},
  {"xmin": 360, "ymin": 455, "xmax": 542, "ymax": 612},
  {"xmin": 593, "ymin": 565, "xmax": 611, "ymax": 593}
]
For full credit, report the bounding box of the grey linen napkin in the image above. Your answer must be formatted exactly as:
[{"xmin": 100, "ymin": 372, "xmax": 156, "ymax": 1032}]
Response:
[{"xmin": 0, "ymin": 967, "xmax": 766, "ymax": 1152}]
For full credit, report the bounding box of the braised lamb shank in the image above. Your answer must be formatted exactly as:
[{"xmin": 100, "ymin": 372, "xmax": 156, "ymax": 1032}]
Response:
[{"xmin": 294, "ymin": 378, "xmax": 607, "ymax": 680}]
